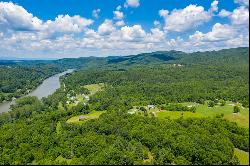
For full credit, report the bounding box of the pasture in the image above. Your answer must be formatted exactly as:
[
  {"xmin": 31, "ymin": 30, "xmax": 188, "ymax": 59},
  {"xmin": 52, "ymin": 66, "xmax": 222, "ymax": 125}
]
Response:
[
  {"xmin": 234, "ymin": 148, "xmax": 249, "ymax": 165},
  {"xmin": 155, "ymin": 101, "xmax": 248, "ymax": 128},
  {"xmin": 83, "ymin": 83, "xmax": 105, "ymax": 95},
  {"xmin": 66, "ymin": 111, "xmax": 106, "ymax": 124}
]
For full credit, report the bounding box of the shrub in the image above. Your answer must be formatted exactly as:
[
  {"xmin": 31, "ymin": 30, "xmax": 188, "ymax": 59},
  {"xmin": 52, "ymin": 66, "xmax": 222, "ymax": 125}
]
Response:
[
  {"xmin": 233, "ymin": 106, "xmax": 240, "ymax": 113},
  {"xmin": 208, "ymin": 101, "xmax": 215, "ymax": 107}
]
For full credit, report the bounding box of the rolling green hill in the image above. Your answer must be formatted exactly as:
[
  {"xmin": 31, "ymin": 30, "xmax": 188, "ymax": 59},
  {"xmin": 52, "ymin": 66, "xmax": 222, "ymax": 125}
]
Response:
[{"xmin": 0, "ymin": 47, "xmax": 249, "ymax": 165}]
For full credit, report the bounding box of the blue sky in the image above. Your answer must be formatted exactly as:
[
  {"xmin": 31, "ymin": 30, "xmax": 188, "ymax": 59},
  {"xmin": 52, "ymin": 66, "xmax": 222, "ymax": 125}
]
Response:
[{"xmin": 0, "ymin": 0, "xmax": 249, "ymax": 58}]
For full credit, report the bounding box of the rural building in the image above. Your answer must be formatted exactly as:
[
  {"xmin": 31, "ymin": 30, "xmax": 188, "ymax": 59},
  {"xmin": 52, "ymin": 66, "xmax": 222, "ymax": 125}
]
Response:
[
  {"xmin": 128, "ymin": 111, "xmax": 136, "ymax": 114},
  {"xmin": 79, "ymin": 116, "xmax": 87, "ymax": 121},
  {"xmin": 84, "ymin": 96, "xmax": 90, "ymax": 101},
  {"xmin": 147, "ymin": 105, "xmax": 155, "ymax": 109},
  {"xmin": 70, "ymin": 96, "xmax": 76, "ymax": 100}
]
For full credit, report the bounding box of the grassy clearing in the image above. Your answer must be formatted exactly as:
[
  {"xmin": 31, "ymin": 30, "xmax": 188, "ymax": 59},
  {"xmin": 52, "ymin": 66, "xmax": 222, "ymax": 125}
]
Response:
[
  {"xmin": 234, "ymin": 148, "xmax": 249, "ymax": 165},
  {"xmin": 83, "ymin": 83, "xmax": 105, "ymax": 95},
  {"xmin": 156, "ymin": 101, "xmax": 249, "ymax": 128},
  {"xmin": 224, "ymin": 110, "xmax": 249, "ymax": 128},
  {"xmin": 157, "ymin": 111, "xmax": 203, "ymax": 119},
  {"xmin": 66, "ymin": 111, "xmax": 106, "ymax": 124}
]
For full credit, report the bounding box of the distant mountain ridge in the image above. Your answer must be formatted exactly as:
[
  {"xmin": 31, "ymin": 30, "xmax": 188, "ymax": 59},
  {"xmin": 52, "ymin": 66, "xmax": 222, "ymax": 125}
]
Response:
[
  {"xmin": 0, "ymin": 47, "xmax": 248, "ymax": 69},
  {"xmin": 0, "ymin": 57, "xmax": 58, "ymax": 60},
  {"xmin": 103, "ymin": 47, "xmax": 249, "ymax": 67}
]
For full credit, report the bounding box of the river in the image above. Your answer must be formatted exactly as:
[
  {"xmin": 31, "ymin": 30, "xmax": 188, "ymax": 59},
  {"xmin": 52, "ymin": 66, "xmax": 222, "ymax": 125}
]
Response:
[{"xmin": 0, "ymin": 69, "xmax": 74, "ymax": 113}]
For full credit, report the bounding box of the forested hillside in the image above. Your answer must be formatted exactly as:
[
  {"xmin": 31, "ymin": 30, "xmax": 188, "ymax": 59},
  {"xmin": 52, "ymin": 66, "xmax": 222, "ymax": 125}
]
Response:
[
  {"xmin": 0, "ymin": 47, "xmax": 249, "ymax": 165},
  {"xmin": 64, "ymin": 47, "xmax": 249, "ymax": 110},
  {"xmin": 0, "ymin": 64, "xmax": 63, "ymax": 103}
]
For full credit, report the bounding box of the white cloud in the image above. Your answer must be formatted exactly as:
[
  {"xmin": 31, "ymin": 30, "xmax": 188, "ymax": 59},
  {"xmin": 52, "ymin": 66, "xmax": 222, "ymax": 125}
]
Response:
[
  {"xmin": 159, "ymin": 10, "xmax": 169, "ymax": 17},
  {"xmin": 218, "ymin": 9, "xmax": 232, "ymax": 17},
  {"xmin": 230, "ymin": 6, "xmax": 249, "ymax": 26},
  {"xmin": 0, "ymin": 1, "xmax": 248, "ymax": 58},
  {"xmin": 115, "ymin": 20, "xmax": 125, "ymax": 27},
  {"xmin": 190, "ymin": 23, "xmax": 237, "ymax": 42},
  {"xmin": 226, "ymin": 34, "xmax": 249, "ymax": 47},
  {"xmin": 124, "ymin": 0, "xmax": 140, "ymax": 8},
  {"xmin": 234, "ymin": 0, "xmax": 249, "ymax": 6},
  {"xmin": 120, "ymin": 25, "xmax": 146, "ymax": 41},
  {"xmin": 116, "ymin": 5, "xmax": 122, "ymax": 11},
  {"xmin": 189, "ymin": 22, "xmax": 249, "ymax": 50},
  {"xmin": 0, "ymin": 2, "xmax": 43, "ymax": 31},
  {"xmin": 218, "ymin": 7, "xmax": 249, "ymax": 26},
  {"xmin": 210, "ymin": 0, "xmax": 219, "ymax": 12},
  {"xmin": 0, "ymin": 2, "xmax": 93, "ymax": 34},
  {"xmin": 113, "ymin": 10, "xmax": 124, "ymax": 20},
  {"xmin": 146, "ymin": 28, "xmax": 165, "ymax": 42},
  {"xmin": 98, "ymin": 19, "xmax": 115, "ymax": 35},
  {"xmin": 0, "ymin": 2, "xmax": 93, "ymax": 33},
  {"xmin": 159, "ymin": 5, "xmax": 212, "ymax": 32},
  {"xmin": 159, "ymin": 1, "xmax": 220, "ymax": 32},
  {"xmin": 45, "ymin": 15, "xmax": 93, "ymax": 33},
  {"xmin": 92, "ymin": 9, "xmax": 101, "ymax": 19}
]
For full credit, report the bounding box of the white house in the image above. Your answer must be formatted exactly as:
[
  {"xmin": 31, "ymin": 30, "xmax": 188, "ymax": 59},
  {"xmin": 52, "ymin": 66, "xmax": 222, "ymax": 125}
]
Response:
[
  {"xmin": 147, "ymin": 105, "xmax": 155, "ymax": 109},
  {"xmin": 84, "ymin": 96, "xmax": 90, "ymax": 101},
  {"xmin": 79, "ymin": 116, "xmax": 87, "ymax": 121}
]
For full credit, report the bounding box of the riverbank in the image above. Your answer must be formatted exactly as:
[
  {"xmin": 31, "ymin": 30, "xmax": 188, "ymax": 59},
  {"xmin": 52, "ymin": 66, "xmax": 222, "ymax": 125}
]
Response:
[
  {"xmin": 0, "ymin": 69, "xmax": 74, "ymax": 113},
  {"xmin": 0, "ymin": 73, "xmax": 56, "ymax": 104},
  {"xmin": 0, "ymin": 65, "xmax": 66, "ymax": 104}
]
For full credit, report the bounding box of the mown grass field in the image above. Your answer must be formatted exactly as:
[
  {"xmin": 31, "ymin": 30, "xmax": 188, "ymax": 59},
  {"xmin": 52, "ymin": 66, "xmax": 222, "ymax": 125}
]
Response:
[
  {"xmin": 83, "ymin": 83, "xmax": 105, "ymax": 95},
  {"xmin": 157, "ymin": 111, "xmax": 203, "ymax": 119},
  {"xmin": 156, "ymin": 101, "xmax": 249, "ymax": 128},
  {"xmin": 66, "ymin": 111, "xmax": 106, "ymax": 124},
  {"xmin": 234, "ymin": 148, "xmax": 249, "ymax": 165}
]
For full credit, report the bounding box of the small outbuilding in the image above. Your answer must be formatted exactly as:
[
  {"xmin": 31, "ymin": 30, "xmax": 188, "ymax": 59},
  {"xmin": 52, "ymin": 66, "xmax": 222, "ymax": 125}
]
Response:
[
  {"xmin": 147, "ymin": 105, "xmax": 155, "ymax": 110},
  {"xmin": 84, "ymin": 96, "xmax": 90, "ymax": 101},
  {"xmin": 79, "ymin": 116, "xmax": 87, "ymax": 121}
]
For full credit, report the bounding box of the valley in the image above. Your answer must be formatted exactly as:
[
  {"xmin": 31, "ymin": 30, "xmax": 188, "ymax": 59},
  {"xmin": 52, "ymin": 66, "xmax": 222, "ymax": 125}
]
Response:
[{"xmin": 0, "ymin": 47, "xmax": 249, "ymax": 165}]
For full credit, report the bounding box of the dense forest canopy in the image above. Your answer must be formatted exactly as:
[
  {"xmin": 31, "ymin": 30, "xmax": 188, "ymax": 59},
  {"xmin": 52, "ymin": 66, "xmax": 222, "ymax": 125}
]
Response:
[
  {"xmin": 63, "ymin": 47, "xmax": 249, "ymax": 110},
  {"xmin": 0, "ymin": 106, "xmax": 248, "ymax": 165},
  {"xmin": 0, "ymin": 47, "xmax": 249, "ymax": 165}
]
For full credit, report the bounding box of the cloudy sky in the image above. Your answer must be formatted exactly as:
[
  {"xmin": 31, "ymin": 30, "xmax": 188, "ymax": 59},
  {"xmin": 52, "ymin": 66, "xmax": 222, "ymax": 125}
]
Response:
[{"xmin": 0, "ymin": 0, "xmax": 249, "ymax": 58}]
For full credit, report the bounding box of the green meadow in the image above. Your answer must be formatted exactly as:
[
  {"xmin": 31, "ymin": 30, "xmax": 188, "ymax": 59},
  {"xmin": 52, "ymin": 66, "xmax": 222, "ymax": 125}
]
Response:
[
  {"xmin": 83, "ymin": 83, "xmax": 105, "ymax": 95},
  {"xmin": 66, "ymin": 111, "xmax": 106, "ymax": 124},
  {"xmin": 156, "ymin": 101, "xmax": 249, "ymax": 128},
  {"xmin": 234, "ymin": 148, "xmax": 249, "ymax": 165}
]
